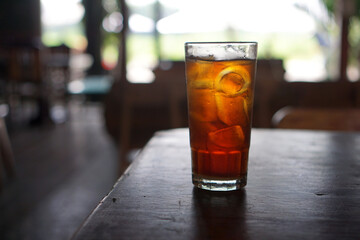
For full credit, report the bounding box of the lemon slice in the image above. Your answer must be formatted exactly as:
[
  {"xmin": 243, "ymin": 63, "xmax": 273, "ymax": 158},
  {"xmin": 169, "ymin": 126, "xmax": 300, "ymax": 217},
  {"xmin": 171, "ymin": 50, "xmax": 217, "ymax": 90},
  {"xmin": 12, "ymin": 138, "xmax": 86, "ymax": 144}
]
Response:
[{"xmin": 215, "ymin": 65, "xmax": 251, "ymax": 97}]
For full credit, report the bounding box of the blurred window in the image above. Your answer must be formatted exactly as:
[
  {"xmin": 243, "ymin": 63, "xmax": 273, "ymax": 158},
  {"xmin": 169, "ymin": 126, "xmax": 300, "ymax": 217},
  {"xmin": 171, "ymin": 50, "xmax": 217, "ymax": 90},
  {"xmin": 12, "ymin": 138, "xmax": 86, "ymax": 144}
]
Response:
[
  {"xmin": 126, "ymin": 0, "xmax": 339, "ymax": 82},
  {"xmin": 41, "ymin": 0, "xmax": 86, "ymax": 51},
  {"xmin": 41, "ymin": 0, "xmax": 360, "ymax": 82}
]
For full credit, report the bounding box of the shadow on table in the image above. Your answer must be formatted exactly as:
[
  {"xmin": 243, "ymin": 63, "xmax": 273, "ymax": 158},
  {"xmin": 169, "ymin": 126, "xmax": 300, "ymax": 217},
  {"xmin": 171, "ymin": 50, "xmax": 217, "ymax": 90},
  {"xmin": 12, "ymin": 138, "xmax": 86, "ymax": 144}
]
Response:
[{"xmin": 192, "ymin": 187, "xmax": 248, "ymax": 240}]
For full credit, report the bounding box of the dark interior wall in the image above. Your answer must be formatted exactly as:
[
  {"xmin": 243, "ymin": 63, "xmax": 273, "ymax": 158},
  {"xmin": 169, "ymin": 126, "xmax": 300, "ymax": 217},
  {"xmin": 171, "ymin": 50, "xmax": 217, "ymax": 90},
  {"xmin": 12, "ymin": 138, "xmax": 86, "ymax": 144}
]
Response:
[
  {"xmin": 0, "ymin": 0, "xmax": 42, "ymax": 46},
  {"xmin": 0, "ymin": 0, "xmax": 105, "ymax": 74}
]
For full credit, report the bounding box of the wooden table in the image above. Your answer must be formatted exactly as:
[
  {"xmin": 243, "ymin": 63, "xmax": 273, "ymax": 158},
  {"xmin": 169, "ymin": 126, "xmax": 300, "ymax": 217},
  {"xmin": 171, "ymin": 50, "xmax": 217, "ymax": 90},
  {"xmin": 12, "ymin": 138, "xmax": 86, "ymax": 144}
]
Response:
[{"xmin": 72, "ymin": 128, "xmax": 360, "ymax": 240}]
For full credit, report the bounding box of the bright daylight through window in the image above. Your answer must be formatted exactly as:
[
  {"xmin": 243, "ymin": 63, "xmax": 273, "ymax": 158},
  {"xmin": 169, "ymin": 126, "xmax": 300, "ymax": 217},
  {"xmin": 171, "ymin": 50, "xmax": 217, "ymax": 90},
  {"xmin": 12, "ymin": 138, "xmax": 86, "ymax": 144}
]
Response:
[{"xmin": 40, "ymin": 0, "xmax": 359, "ymax": 82}]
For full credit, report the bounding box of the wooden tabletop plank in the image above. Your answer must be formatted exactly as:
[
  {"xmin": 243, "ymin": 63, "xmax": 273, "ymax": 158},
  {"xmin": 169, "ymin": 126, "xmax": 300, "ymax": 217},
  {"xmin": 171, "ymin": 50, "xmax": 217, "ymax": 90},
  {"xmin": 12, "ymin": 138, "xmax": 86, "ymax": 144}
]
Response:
[{"xmin": 72, "ymin": 128, "xmax": 360, "ymax": 240}]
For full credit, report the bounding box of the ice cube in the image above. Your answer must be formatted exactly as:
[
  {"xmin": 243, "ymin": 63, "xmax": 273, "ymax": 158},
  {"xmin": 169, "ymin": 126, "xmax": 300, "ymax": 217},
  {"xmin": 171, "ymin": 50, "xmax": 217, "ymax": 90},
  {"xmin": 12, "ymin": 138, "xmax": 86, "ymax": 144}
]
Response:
[
  {"xmin": 189, "ymin": 79, "xmax": 213, "ymax": 90},
  {"xmin": 189, "ymin": 121, "xmax": 218, "ymax": 150},
  {"xmin": 208, "ymin": 125, "xmax": 245, "ymax": 148},
  {"xmin": 215, "ymin": 93, "xmax": 248, "ymax": 126},
  {"xmin": 188, "ymin": 88, "xmax": 218, "ymax": 122},
  {"xmin": 186, "ymin": 59, "xmax": 214, "ymax": 89}
]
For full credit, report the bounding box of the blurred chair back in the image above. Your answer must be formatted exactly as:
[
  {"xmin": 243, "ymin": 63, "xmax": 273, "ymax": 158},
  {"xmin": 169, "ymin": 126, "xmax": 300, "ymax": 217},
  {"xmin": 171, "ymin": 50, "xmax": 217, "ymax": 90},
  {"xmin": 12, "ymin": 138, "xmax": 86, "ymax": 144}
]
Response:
[
  {"xmin": 0, "ymin": 45, "xmax": 45, "ymax": 124},
  {"xmin": 104, "ymin": 61, "xmax": 187, "ymax": 167},
  {"xmin": 272, "ymin": 107, "xmax": 360, "ymax": 131},
  {"xmin": 253, "ymin": 59, "xmax": 285, "ymax": 128},
  {"xmin": 0, "ymin": 43, "xmax": 71, "ymax": 125},
  {"xmin": 7, "ymin": 46, "xmax": 43, "ymax": 84}
]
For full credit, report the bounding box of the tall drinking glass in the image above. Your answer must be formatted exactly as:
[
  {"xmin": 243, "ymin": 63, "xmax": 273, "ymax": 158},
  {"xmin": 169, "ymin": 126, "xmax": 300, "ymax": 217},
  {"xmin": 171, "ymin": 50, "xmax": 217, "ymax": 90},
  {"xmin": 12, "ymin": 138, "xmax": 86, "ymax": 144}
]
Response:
[{"xmin": 185, "ymin": 42, "xmax": 258, "ymax": 191}]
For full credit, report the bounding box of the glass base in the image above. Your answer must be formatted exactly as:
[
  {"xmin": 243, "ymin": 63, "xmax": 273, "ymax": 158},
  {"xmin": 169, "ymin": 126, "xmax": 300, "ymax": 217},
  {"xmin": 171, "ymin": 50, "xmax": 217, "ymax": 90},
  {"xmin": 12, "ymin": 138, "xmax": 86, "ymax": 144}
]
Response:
[{"xmin": 192, "ymin": 174, "xmax": 247, "ymax": 191}]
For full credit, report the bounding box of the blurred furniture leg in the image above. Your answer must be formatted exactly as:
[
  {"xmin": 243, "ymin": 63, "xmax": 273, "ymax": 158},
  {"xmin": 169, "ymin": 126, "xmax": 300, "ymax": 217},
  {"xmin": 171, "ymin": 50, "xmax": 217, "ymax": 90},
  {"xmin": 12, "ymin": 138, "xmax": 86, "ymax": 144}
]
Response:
[
  {"xmin": 44, "ymin": 44, "xmax": 71, "ymax": 123},
  {"xmin": 0, "ymin": 105, "xmax": 15, "ymax": 191},
  {"xmin": 119, "ymin": 95, "xmax": 131, "ymax": 172}
]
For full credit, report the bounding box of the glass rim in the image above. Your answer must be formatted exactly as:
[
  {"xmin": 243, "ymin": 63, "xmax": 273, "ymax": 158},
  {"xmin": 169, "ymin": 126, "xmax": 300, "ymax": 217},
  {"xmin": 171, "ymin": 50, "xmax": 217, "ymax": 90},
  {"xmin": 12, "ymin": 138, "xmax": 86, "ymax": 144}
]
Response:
[
  {"xmin": 185, "ymin": 41, "xmax": 258, "ymax": 60},
  {"xmin": 185, "ymin": 41, "xmax": 257, "ymax": 46}
]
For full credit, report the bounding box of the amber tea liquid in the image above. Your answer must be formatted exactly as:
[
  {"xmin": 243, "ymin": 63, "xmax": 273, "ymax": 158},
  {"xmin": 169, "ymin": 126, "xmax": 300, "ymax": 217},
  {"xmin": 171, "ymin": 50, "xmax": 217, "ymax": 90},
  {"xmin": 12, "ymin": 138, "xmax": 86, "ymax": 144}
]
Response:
[{"xmin": 186, "ymin": 57, "xmax": 256, "ymax": 191}]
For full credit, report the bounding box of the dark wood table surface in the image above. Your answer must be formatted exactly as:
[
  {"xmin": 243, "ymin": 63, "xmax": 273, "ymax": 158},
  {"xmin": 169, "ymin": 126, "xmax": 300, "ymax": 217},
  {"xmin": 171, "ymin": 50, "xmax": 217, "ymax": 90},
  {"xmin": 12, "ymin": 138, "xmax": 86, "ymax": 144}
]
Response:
[{"xmin": 72, "ymin": 128, "xmax": 360, "ymax": 240}]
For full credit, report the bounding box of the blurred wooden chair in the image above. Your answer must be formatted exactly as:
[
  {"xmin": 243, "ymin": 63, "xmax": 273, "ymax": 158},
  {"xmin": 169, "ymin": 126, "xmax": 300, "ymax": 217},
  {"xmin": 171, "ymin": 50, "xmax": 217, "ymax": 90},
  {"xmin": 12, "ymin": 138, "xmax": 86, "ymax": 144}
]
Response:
[
  {"xmin": 119, "ymin": 61, "xmax": 187, "ymax": 164},
  {"xmin": 1, "ymin": 45, "xmax": 52, "ymax": 125},
  {"xmin": 253, "ymin": 59, "xmax": 285, "ymax": 128},
  {"xmin": 272, "ymin": 107, "xmax": 360, "ymax": 131},
  {"xmin": 153, "ymin": 61, "xmax": 187, "ymax": 128}
]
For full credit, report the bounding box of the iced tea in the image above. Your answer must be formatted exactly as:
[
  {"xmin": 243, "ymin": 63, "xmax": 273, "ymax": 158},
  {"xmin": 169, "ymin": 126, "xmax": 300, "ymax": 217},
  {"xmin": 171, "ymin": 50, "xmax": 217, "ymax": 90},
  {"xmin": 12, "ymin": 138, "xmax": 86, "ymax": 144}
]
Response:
[{"xmin": 185, "ymin": 43, "xmax": 257, "ymax": 191}]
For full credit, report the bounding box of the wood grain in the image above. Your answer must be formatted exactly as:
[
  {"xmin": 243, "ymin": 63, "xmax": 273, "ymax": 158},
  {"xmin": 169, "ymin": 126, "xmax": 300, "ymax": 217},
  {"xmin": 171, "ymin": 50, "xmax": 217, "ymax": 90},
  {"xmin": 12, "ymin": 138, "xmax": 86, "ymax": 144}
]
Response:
[{"xmin": 72, "ymin": 128, "xmax": 360, "ymax": 240}]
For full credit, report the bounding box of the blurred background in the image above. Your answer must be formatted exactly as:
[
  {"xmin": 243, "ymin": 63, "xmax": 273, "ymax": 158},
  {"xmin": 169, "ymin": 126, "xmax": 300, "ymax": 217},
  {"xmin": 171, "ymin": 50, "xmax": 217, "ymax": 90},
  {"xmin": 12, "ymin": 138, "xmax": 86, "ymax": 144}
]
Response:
[{"xmin": 1, "ymin": 0, "xmax": 360, "ymax": 239}]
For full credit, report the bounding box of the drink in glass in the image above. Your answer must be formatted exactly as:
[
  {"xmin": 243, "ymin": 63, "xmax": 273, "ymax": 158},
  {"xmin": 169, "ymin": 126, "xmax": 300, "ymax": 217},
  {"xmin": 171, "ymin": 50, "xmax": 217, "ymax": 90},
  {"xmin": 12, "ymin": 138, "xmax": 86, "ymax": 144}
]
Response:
[{"xmin": 185, "ymin": 42, "xmax": 257, "ymax": 191}]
